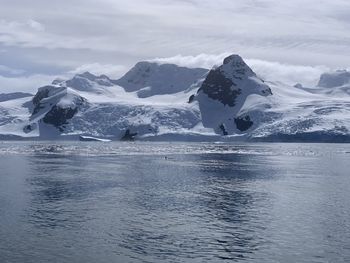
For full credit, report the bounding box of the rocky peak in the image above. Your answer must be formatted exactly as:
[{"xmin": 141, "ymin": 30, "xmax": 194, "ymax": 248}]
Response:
[
  {"xmin": 221, "ymin": 54, "xmax": 255, "ymax": 79},
  {"xmin": 198, "ymin": 54, "xmax": 272, "ymax": 107},
  {"xmin": 223, "ymin": 54, "xmax": 243, "ymax": 65},
  {"xmin": 30, "ymin": 85, "xmax": 87, "ymax": 133},
  {"xmin": 196, "ymin": 54, "xmax": 272, "ymax": 135},
  {"xmin": 32, "ymin": 85, "xmax": 66, "ymax": 110},
  {"xmin": 77, "ymin": 71, "xmax": 97, "ymax": 81},
  {"xmin": 318, "ymin": 70, "xmax": 350, "ymax": 88}
]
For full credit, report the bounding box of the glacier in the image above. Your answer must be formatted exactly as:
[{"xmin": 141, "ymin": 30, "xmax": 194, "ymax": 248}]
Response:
[{"xmin": 0, "ymin": 55, "xmax": 349, "ymax": 142}]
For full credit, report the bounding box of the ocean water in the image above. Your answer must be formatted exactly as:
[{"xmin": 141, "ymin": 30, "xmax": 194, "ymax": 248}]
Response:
[{"xmin": 0, "ymin": 142, "xmax": 349, "ymax": 263}]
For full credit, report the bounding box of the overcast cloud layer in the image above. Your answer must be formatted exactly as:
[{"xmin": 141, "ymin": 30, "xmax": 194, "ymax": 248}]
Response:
[{"xmin": 0, "ymin": 0, "xmax": 350, "ymax": 92}]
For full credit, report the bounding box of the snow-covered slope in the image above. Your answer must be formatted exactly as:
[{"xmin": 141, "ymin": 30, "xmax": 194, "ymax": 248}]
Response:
[
  {"xmin": 0, "ymin": 54, "xmax": 349, "ymax": 142},
  {"xmin": 115, "ymin": 61, "xmax": 208, "ymax": 98},
  {"xmin": 53, "ymin": 72, "xmax": 117, "ymax": 95},
  {"xmin": 0, "ymin": 96, "xmax": 34, "ymax": 137},
  {"xmin": 237, "ymin": 81, "xmax": 349, "ymax": 141},
  {"xmin": 0, "ymin": 70, "xmax": 205, "ymax": 139}
]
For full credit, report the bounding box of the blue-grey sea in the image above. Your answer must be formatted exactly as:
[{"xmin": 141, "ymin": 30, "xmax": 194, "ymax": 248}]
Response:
[{"xmin": 0, "ymin": 142, "xmax": 349, "ymax": 263}]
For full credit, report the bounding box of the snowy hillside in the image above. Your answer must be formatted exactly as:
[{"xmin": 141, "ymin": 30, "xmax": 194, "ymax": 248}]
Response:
[
  {"xmin": 0, "ymin": 54, "xmax": 349, "ymax": 142},
  {"xmin": 115, "ymin": 61, "xmax": 208, "ymax": 98},
  {"xmin": 241, "ymin": 80, "xmax": 350, "ymax": 141}
]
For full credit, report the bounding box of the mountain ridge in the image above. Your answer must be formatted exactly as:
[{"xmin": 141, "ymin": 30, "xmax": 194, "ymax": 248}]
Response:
[{"xmin": 0, "ymin": 54, "xmax": 349, "ymax": 142}]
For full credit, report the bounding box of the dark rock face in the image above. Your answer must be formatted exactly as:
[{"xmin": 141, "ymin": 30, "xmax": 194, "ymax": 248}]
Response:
[
  {"xmin": 23, "ymin": 123, "xmax": 37, "ymax": 133},
  {"xmin": 219, "ymin": 124, "xmax": 228, "ymax": 136},
  {"xmin": 188, "ymin": 94, "xmax": 195, "ymax": 103},
  {"xmin": 196, "ymin": 54, "xmax": 272, "ymax": 136},
  {"xmin": 31, "ymin": 85, "xmax": 87, "ymax": 132},
  {"xmin": 121, "ymin": 129, "xmax": 138, "ymax": 141},
  {"xmin": 198, "ymin": 69, "xmax": 242, "ymax": 107},
  {"xmin": 42, "ymin": 106, "xmax": 78, "ymax": 131},
  {"xmin": 32, "ymin": 87, "xmax": 50, "ymax": 106},
  {"xmin": 32, "ymin": 87, "xmax": 50, "ymax": 115},
  {"xmin": 235, "ymin": 116, "xmax": 254, "ymax": 131}
]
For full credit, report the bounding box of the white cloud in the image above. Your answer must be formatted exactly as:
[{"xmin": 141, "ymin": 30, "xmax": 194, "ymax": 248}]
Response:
[
  {"xmin": 0, "ymin": 74, "xmax": 54, "ymax": 93},
  {"xmin": 245, "ymin": 59, "xmax": 330, "ymax": 87},
  {"xmin": 0, "ymin": 52, "xmax": 334, "ymax": 94},
  {"xmin": 0, "ymin": 52, "xmax": 334, "ymax": 95},
  {"xmin": 150, "ymin": 53, "xmax": 230, "ymax": 69},
  {"xmin": 149, "ymin": 53, "xmax": 329, "ymax": 87}
]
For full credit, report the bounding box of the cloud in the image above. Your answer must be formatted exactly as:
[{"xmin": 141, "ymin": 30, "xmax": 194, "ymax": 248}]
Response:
[
  {"xmin": 0, "ymin": 65, "xmax": 25, "ymax": 76},
  {"xmin": 1, "ymin": 0, "xmax": 350, "ymax": 68},
  {"xmin": 245, "ymin": 59, "xmax": 329, "ymax": 87},
  {"xmin": 150, "ymin": 53, "xmax": 230, "ymax": 69},
  {"xmin": 0, "ymin": 0, "xmax": 349, "ymax": 91},
  {"xmin": 0, "ymin": 74, "xmax": 54, "ymax": 93},
  {"xmin": 27, "ymin": 19, "xmax": 45, "ymax": 31},
  {"xmin": 149, "ymin": 53, "xmax": 329, "ymax": 86},
  {"xmin": 0, "ymin": 52, "xmax": 334, "ymax": 95},
  {"xmin": 0, "ymin": 63, "xmax": 127, "ymax": 94}
]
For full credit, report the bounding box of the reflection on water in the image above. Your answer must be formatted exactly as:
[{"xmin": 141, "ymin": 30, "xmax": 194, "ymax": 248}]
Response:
[{"xmin": 0, "ymin": 142, "xmax": 350, "ymax": 263}]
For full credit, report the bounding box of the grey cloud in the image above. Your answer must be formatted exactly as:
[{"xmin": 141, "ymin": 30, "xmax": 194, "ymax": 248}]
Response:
[{"xmin": 0, "ymin": 0, "xmax": 349, "ymax": 92}]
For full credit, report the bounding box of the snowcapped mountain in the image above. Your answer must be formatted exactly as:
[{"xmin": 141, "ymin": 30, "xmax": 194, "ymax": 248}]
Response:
[
  {"xmin": 53, "ymin": 72, "xmax": 116, "ymax": 95},
  {"xmin": 315, "ymin": 70, "xmax": 350, "ymax": 96},
  {"xmin": 318, "ymin": 70, "xmax": 350, "ymax": 89},
  {"xmin": 0, "ymin": 54, "xmax": 349, "ymax": 142},
  {"xmin": 115, "ymin": 61, "xmax": 208, "ymax": 98},
  {"xmin": 195, "ymin": 54, "xmax": 272, "ymax": 135},
  {"xmin": 28, "ymin": 85, "xmax": 88, "ymax": 137}
]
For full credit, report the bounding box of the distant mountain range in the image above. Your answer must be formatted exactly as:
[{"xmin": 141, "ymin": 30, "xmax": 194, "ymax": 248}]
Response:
[{"xmin": 0, "ymin": 54, "xmax": 349, "ymax": 142}]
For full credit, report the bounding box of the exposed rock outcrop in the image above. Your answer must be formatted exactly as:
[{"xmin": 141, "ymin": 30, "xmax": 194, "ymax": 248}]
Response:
[
  {"xmin": 30, "ymin": 85, "xmax": 87, "ymax": 133},
  {"xmin": 121, "ymin": 129, "xmax": 138, "ymax": 141},
  {"xmin": 196, "ymin": 54, "xmax": 272, "ymax": 135}
]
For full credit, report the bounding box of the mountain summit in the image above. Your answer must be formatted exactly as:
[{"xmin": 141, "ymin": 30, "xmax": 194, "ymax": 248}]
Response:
[
  {"xmin": 115, "ymin": 62, "xmax": 208, "ymax": 98},
  {"xmin": 318, "ymin": 70, "xmax": 350, "ymax": 88},
  {"xmin": 196, "ymin": 54, "xmax": 272, "ymax": 135}
]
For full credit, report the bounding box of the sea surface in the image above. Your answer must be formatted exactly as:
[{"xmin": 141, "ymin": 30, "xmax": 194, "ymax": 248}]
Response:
[{"xmin": 0, "ymin": 142, "xmax": 349, "ymax": 263}]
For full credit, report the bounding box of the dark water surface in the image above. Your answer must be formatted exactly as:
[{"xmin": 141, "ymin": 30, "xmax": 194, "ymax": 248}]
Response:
[{"xmin": 0, "ymin": 142, "xmax": 349, "ymax": 263}]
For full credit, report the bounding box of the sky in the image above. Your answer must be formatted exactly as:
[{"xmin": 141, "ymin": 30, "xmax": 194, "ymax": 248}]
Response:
[{"xmin": 1, "ymin": 0, "xmax": 350, "ymax": 93}]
